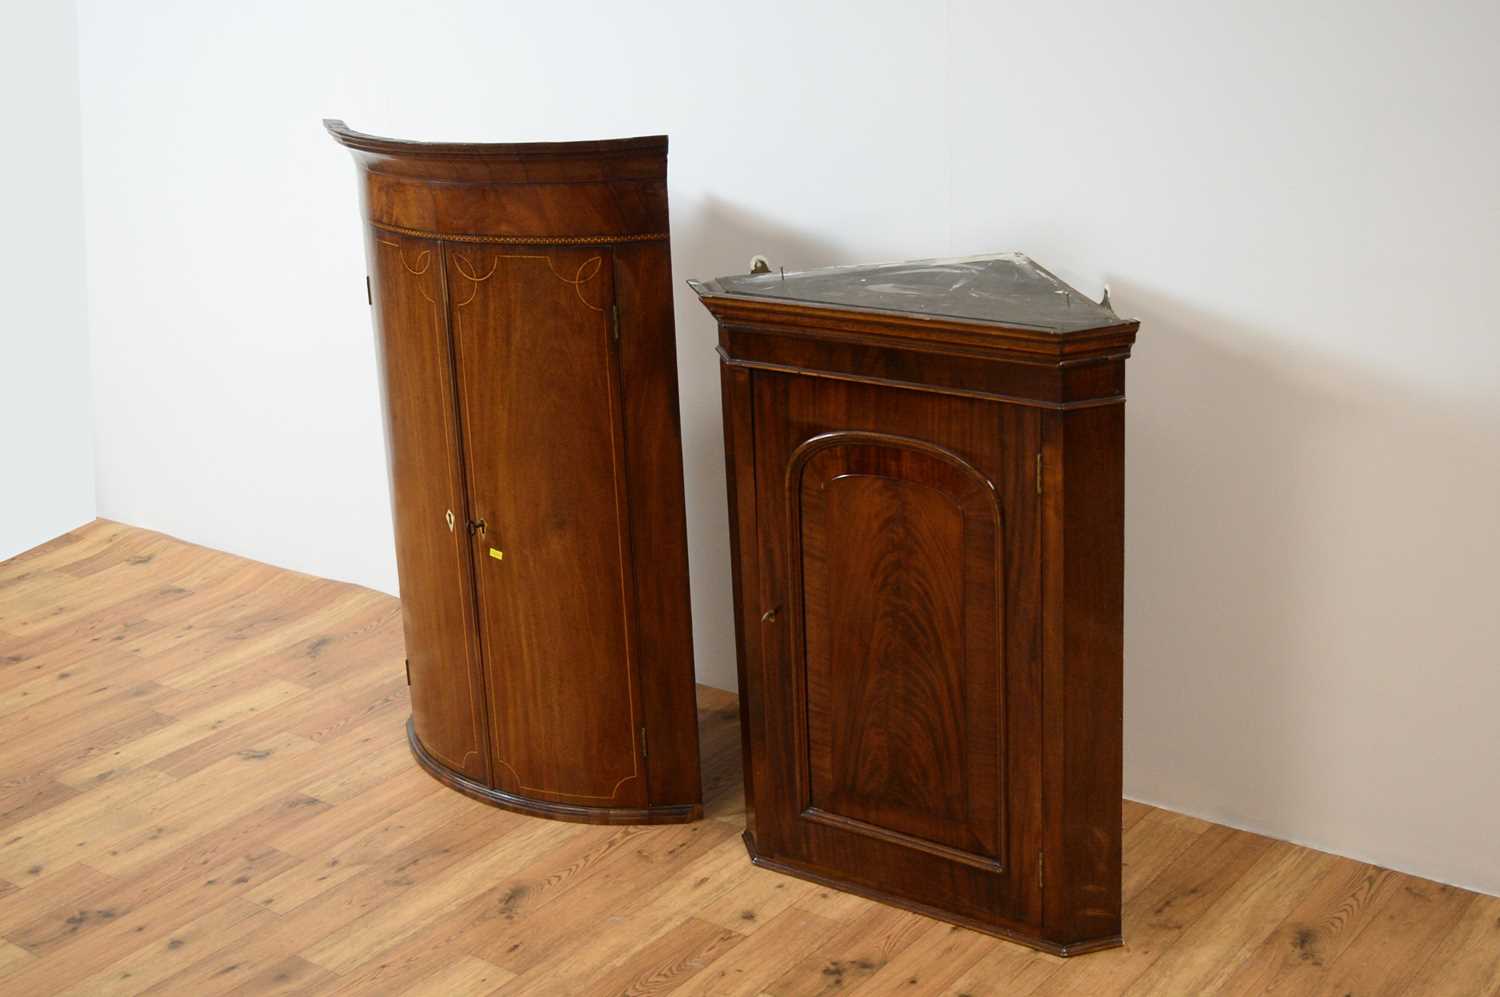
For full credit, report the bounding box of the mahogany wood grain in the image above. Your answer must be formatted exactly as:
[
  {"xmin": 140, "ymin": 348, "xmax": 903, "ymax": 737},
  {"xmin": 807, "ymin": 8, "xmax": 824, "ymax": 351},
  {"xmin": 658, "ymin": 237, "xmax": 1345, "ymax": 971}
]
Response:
[
  {"xmin": 367, "ymin": 231, "xmax": 490, "ymax": 783},
  {"xmin": 325, "ymin": 122, "xmax": 669, "ymax": 239},
  {"xmin": 798, "ymin": 436, "xmax": 1004, "ymax": 866},
  {"xmin": 719, "ymin": 363, "xmax": 764, "ymax": 846},
  {"xmin": 748, "ymin": 374, "xmax": 1043, "ymax": 942},
  {"xmin": 329, "ymin": 121, "xmax": 700, "ymax": 823},
  {"xmin": 449, "ymin": 244, "xmax": 644, "ymax": 808},
  {"xmin": 0, "ymin": 522, "xmax": 1494, "ymax": 994},
  {"xmin": 612, "ymin": 242, "xmax": 701, "ymax": 810},
  {"xmin": 1041, "ymin": 402, "xmax": 1126, "ymax": 949},
  {"xmin": 697, "ymin": 256, "xmax": 1127, "ymax": 954}
]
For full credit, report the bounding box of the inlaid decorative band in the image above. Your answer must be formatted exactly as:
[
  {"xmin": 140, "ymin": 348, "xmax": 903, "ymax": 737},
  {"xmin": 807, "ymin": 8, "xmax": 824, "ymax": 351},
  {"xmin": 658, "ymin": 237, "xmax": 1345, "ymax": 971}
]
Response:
[{"xmin": 371, "ymin": 220, "xmax": 668, "ymax": 246}]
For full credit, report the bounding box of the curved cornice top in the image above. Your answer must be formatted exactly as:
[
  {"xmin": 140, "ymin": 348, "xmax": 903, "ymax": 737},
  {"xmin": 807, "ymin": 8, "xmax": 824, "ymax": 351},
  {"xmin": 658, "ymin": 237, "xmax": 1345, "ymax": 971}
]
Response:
[{"xmin": 323, "ymin": 119, "xmax": 667, "ymax": 160}]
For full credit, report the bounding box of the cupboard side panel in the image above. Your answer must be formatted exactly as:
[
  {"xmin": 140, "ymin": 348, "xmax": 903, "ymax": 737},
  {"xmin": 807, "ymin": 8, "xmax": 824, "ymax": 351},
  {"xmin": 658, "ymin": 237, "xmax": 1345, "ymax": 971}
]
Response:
[
  {"xmin": 367, "ymin": 231, "xmax": 490, "ymax": 782},
  {"xmin": 1042, "ymin": 403, "xmax": 1125, "ymax": 945},
  {"xmin": 750, "ymin": 372, "xmax": 800, "ymax": 855},
  {"xmin": 720, "ymin": 365, "xmax": 763, "ymax": 837},
  {"xmin": 613, "ymin": 242, "xmax": 701, "ymax": 809}
]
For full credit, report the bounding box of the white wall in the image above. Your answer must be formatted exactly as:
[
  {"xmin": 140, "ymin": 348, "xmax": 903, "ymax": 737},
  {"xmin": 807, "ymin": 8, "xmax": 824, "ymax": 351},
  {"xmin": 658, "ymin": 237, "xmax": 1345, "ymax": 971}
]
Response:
[
  {"xmin": 946, "ymin": 2, "xmax": 1500, "ymax": 899},
  {"xmin": 0, "ymin": 3, "xmax": 95, "ymax": 560},
  {"xmin": 75, "ymin": 1, "xmax": 1500, "ymax": 895}
]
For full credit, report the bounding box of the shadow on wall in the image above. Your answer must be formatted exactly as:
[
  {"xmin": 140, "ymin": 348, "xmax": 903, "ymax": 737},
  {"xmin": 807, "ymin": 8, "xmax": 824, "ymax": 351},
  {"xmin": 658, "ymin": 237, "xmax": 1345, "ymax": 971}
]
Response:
[
  {"xmin": 1115, "ymin": 278, "xmax": 1500, "ymax": 886},
  {"xmin": 666, "ymin": 196, "xmax": 849, "ymax": 693}
]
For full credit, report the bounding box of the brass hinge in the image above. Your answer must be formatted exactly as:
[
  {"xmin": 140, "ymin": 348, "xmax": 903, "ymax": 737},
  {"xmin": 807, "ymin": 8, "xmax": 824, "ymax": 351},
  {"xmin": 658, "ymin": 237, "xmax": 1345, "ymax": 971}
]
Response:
[
  {"xmin": 404, "ymin": 658, "xmax": 411, "ymax": 686},
  {"xmin": 366, "ymin": 275, "xmax": 372, "ymax": 306},
  {"xmin": 1038, "ymin": 851, "xmax": 1045, "ymax": 891},
  {"xmin": 1036, "ymin": 453, "xmax": 1043, "ymax": 496},
  {"xmin": 640, "ymin": 726, "xmax": 648, "ymax": 759},
  {"xmin": 611, "ymin": 303, "xmax": 621, "ymax": 342}
]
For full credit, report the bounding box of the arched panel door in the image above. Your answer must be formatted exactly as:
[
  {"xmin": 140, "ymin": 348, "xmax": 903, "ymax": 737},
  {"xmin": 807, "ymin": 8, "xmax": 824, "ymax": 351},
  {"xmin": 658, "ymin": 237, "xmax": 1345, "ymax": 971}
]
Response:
[
  {"xmin": 447, "ymin": 245, "xmax": 648, "ymax": 809},
  {"xmin": 750, "ymin": 372, "xmax": 1042, "ymax": 931},
  {"xmin": 368, "ymin": 232, "xmax": 491, "ymax": 782},
  {"xmin": 792, "ymin": 433, "xmax": 1005, "ymax": 867}
]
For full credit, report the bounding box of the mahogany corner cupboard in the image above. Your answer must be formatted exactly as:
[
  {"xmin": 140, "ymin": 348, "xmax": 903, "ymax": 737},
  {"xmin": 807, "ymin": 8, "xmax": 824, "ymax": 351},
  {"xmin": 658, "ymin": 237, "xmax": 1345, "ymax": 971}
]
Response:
[
  {"xmin": 694, "ymin": 255, "xmax": 1140, "ymax": 955},
  {"xmin": 327, "ymin": 120, "xmax": 701, "ymax": 824}
]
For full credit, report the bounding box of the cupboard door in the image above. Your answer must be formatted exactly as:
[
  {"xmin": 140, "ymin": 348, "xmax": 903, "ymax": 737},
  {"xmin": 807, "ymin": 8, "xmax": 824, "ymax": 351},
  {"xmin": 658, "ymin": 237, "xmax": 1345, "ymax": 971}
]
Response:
[
  {"xmin": 448, "ymin": 246, "xmax": 648, "ymax": 808},
  {"xmin": 369, "ymin": 233, "xmax": 490, "ymax": 781},
  {"xmin": 752, "ymin": 372, "xmax": 1042, "ymax": 928}
]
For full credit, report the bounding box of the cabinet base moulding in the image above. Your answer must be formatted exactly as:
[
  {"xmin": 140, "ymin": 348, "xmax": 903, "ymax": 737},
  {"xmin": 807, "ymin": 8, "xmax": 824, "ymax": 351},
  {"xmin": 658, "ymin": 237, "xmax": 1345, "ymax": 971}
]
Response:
[
  {"xmin": 741, "ymin": 831, "xmax": 1123, "ymax": 958},
  {"xmin": 407, "ymin": 719, "xmax": 703, "ymax": 826}
]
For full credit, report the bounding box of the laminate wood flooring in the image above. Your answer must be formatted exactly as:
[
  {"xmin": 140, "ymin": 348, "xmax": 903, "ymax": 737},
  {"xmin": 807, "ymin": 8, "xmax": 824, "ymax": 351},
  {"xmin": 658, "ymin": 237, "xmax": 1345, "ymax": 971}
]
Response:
[{"xmin": 0, "ymin": 522, "xmax": 1495, "ymax": 995}]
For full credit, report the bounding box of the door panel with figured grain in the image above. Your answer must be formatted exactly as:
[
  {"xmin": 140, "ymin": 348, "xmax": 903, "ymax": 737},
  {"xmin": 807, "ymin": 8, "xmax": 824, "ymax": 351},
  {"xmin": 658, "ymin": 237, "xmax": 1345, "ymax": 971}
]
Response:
[
  {"xmin": 750, "ymin": 372, "xmax": 1041, "ymax": 931},
  {"xmin": 448, "ymin": 245, "xmax": 647, "ymax": 808},
  {"xmin": 796, "ymin": 435, "xmax": 1005, "ymax": 867},
  {"xmin": 368, "ymin": 232, "xmax": 490, "ymax": 782}
]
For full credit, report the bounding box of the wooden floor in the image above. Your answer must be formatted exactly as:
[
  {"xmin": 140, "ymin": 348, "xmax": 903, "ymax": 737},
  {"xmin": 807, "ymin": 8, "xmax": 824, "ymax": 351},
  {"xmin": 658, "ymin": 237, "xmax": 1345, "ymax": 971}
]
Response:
[{"xmin": 0, "ymin": 522, "xmax": 1496, "ymax": 996}]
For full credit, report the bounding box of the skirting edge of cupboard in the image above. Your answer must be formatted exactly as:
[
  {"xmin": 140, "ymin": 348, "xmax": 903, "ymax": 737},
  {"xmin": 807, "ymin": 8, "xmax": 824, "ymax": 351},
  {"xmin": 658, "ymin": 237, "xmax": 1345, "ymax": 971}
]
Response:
[
  {"xmin": 741, "ymin": 831, "xmax": 1123, "ymax": 958},
  {"xmin": 407, "ymin": 719, "xmax": 703, "ymax": 826}
]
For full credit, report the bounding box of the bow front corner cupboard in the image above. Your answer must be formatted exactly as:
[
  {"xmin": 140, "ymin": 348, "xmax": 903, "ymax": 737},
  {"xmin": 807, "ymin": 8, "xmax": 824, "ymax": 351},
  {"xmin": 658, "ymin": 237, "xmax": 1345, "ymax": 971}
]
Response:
[
  {"xmin": 327, "ymin": 120, "xmax": 701, "ymax": 825},
  {"xmin": 696, "ymin": 254, "xmax": 1139, "ymax": 955}
]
